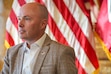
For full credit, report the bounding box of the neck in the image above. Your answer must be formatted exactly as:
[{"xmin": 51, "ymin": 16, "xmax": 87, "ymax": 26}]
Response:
[{"xmin": 25, "ymin": 33, "xmax": 45, "ymax": 48}]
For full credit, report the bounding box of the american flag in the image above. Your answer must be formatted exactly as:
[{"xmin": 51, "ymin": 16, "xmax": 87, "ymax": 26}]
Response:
[{"xmin": 5, "ymin": 0, "xmax": 99, "ymax": 74}]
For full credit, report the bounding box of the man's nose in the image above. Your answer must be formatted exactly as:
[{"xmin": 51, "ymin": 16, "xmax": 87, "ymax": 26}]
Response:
[{"xmin": 18, "ymin": 19, "xmax": 24, "ymax": 27}]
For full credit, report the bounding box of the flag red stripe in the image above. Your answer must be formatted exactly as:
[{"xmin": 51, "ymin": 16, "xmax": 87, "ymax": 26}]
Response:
[
  {"xmin": 48, "ymin": 14, "xmax": 69, "ymax": 45},
  {"xmin": 10, "ymin": 9, "xmax": 18, "ymax": 30},
  {"xmin": 41, "ymin": 0, "xmax": 86, "ymax": 72},
  {"xmin": 18, "ymin": 0, "xmax": 26, "ymax": 6},
  {"xmin": 53, "ymin": 0, "xmax": 99, "ymax": 68},
  {"xmin": 6, "ymin": 31, "xmax": 15, "ymax": 46},
  {"xmin": 76, "ymin": 0, "xmax": 93, "ymax": 27},
  {"xmin": 76, "ymin": 0, "xmax": 90, "ymax": 18},
  {"xmin": 37, "ymin": 0, "xmax": 69, "ymax": 45},
  {"xmin": 5, "ymin": 0, "xmax": 99, "ymax": 73},
  {"xmin": 89, "ymin": 0, "xmax": 95, "ymax": 6},
  {"xmin": 76, "ymin": 58, "xmax": 86, "ymax": 74},
  {"xmin": 35, "ymin": 0, "xmax": 43, "ymax": 3}
]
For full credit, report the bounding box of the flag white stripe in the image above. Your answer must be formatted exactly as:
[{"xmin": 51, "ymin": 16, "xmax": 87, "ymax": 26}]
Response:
[
  {"xmin": 63, "ymin": 0, "xmax": 96, "ymax": 72},
  {"xmin": 25, "ymin": 0, "xmax": 35, "ymax": 3},
  {"xmin": 64, "ymin": 0, "xmax": 95, "ymax": 50},
  {"xmin": 6, "ymin": 0, "xmax": 98, "ymax": 73},
  {"xmin": 69, "ymin": 33, "xmax": 95, "ymax": 73},
  {"xmin": 45, "ymin": 25, "xmax": 56, "ymax": 41},
  {"xmin": 12, "ymin": 0, "xmax": 21, "ymax": 17},
  {"xmin": 43, "ymin": 0, "xmax": 95, "ymax": 73},
  {"xmin": 6, "ymin": 18, "xmax": 22, "ymax": 44},
  {"xmin": 43, "ymin": 0, "xmax": 74, "ymax": 44}
]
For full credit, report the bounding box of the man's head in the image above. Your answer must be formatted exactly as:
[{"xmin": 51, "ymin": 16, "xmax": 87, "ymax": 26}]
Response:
[{"xmin": 18, "ymin": 2, "xmax": 48, "ymax": 44}]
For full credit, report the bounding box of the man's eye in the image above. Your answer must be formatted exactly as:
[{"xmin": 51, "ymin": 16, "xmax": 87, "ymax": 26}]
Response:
[
  {"xmin": 18, "ymin": 17, "xmax": 21, "ymax": 20},
  {"xmin": 17, "ymin": 16, "xmax": 31, "ymax": 21},
  {"xmin": 24, "ymin": 17, "xmax": 31, "ymax": 20}
]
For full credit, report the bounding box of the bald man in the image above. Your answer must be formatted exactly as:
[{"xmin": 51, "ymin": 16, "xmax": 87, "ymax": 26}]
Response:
[{"xmin": 2, "ymin": 2, "xmax": 78, "ymax": 74}]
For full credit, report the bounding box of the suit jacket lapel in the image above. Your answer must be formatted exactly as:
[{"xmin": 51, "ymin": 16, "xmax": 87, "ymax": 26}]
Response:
[
  {"xmin": 14, "ymin": 45, "xmax": 25, "ymax": 74},
  {"xmin": 33, "ymin": 35, "xmax": 51, "ymax": 74}
]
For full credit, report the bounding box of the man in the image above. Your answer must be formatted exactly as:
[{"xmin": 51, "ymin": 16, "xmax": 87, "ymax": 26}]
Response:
[{"xmin": 2, "ymin": 2, "xmax": 78, "ymax": 74}]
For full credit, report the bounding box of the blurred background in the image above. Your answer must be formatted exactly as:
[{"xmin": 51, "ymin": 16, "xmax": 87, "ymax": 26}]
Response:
[{"xmin": 0, "ymin": 0, "xmax": 111, "ymax": 74}]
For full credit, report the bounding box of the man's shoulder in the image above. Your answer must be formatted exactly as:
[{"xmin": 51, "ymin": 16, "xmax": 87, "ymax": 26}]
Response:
[
  {"xmin": 51, "ymin": 40, "xmax": 73, "ymax": 50},
  {"xmin": 9, "ymin": 43, "xmax": 24, "ymax": 49},
  {"xmin": 7, "ymin": 43, "xmax": 24, "ymax": 53},
  {"xmin": 50, "ymin": 40, "xmax": 75, "ymax": 57},
  {"xmin": 51, "ymin": 40, "xmax": 72, "ymax": 48}
]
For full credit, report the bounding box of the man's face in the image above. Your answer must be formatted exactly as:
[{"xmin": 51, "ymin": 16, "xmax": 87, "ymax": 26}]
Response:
[{"xmin": 18, "ymin": 5, "xmax": 43, "ymax": 41}]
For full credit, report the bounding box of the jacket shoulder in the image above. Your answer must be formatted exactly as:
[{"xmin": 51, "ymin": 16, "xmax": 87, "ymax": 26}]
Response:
[
  {"xmin": 7, "ymin": 43, "xmax": 24, "ymax": 56},
  {"xmin": 51, "ymin": 40, "xmax": 73, "ymax": 50}
]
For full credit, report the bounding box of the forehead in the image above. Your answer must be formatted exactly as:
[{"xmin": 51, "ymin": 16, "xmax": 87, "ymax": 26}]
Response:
[{"xmin": 18, "ymin": 4, "xmax": 40, "ymax": 16}]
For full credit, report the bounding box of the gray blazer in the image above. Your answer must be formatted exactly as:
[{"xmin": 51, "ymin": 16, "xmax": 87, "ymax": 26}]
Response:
[{"xmin": 2, "ymin": 35, "xmax": 78, "ymax": 74}]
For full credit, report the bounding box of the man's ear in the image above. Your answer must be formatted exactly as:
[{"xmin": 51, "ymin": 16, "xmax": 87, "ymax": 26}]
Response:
[{"xmin": 41, "ymin": 19, "xmax": 47, "ymax": 29}]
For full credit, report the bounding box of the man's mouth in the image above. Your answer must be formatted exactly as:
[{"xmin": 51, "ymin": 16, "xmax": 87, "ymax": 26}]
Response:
[{"xmin": 19, "ymin": 30, "xmax": 25, "ymax": 34}]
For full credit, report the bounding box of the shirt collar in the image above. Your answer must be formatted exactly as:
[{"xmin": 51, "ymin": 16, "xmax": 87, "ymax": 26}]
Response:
[
  {"xmin": 24, "ymin": 33, "xmax": 46, "ymax": 49},
  {"xmin": 34, "ymin": 33, "xmax": 46, "ymax": 47}
]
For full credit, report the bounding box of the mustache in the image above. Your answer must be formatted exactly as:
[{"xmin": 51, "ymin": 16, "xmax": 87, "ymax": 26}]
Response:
[{"xmin": 18, "ymin": 28, "xmax": 26, "ymax": 33}]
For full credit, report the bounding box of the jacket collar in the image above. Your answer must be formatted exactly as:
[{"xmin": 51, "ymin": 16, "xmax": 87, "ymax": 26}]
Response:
[{"xmin": 33, "ymin": 34, "xmax": 52, "ymax": 74}]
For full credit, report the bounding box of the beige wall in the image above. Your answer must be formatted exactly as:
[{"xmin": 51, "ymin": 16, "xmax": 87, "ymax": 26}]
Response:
[{"xmin": 0, "ymin": 0, "xmax": 13, "ymax": 71}]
